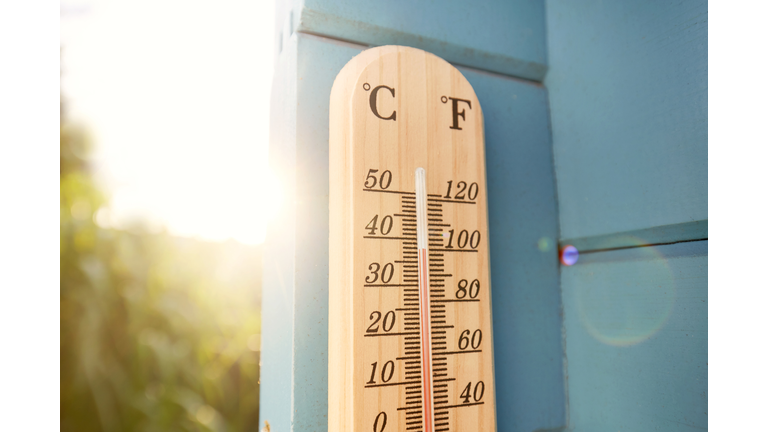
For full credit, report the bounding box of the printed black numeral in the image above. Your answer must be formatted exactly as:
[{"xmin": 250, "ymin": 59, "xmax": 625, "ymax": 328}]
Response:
[
  {"xmin": 444, "ymin": 180, "xmax": 479, "ymax": 201},
  {"xmin": 373, "ymin": 412, "xmax": 387, "ymax": 432},
  {"xmin": 460, "ymin": 381, "xmax": 485, "ymax": 403},
  {"xmin": 364, "ymin": 169, "xmax": 393, "ymax": 190},
  {"xmin": 366, "ymin": 214, "xmax": 393, "ymax": 235},
  {"xmin": 367, "ymin": 310, "xmax": 396, "ymax": 333},
  {"xmin": 445, "ymin": 230, "xmax": 480, "ymax": 249},
  {"xmin": 365, "ymin": 262, "xmax": 394, "ymax": 283},
  {"xmin": 455, "ymin": 181, "xmax": 467, "ymax": 199},
  {"xmin": 367, "ymin": 360, "xmax": 395, "ymax": 384},
  {"xmin": 456, "ymin": 279, "xmax": 480, "ymax": 299},
  {"xmin": 367, "ymin": 311, "xmax": 382, "ymax": 333},
  {"xmin": 459, "ymin": 329, "xmax": 482, "ymax": 350}
]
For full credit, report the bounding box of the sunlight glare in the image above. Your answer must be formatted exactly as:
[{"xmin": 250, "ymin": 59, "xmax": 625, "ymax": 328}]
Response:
[{"xmin": 61, "ymin": 0, "xmax": 276, "ymax": 246}]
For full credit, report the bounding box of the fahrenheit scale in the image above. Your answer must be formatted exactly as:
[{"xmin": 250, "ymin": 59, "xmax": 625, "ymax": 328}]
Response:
[{"xmin": 329, "ymin": 46, "xmax": 496, "ymax": 432}]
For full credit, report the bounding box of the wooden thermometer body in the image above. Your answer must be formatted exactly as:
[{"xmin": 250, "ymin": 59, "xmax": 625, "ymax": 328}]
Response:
[{"xmin": 329, "ymin": 46, "xmax": 496, "ymax": 432}]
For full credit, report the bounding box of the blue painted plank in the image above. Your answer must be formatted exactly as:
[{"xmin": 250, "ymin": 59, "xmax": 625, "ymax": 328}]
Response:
[
  {"xmin": 545, "ymin": 0, "xmax": 708, "ymax": 240},
  {"xmin": 296, "ymin": 0, "xmax": 548, "ymax": 81},
  {"xmin": 291, "ymin": 33, "xmax": 368, "ymax": 432},
  {"xmin": 259, "ymin": 32, "xmax": 298, "ymax": 432},
  {"xmin": 259, "ymin": 33, "xmax": 366, "ymax": 432},
  {"xmin": 459, "ymin": 67, "xmax": 566, "ymax": 431},
  {"xmin": 561, "ymin": 241, "xmax": 708, "ymax": 431}
]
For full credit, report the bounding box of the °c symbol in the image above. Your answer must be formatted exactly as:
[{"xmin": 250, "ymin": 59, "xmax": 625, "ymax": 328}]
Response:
[
  {"xmin": 369, "ymin": 85, "xmax": 396, "ymax": 121},
  {"xmin": 363, "ymin": 83, "xmax": 371, "ymax": 91}
]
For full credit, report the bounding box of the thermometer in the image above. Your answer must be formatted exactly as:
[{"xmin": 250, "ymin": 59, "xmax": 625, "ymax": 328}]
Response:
[{"xmin": 329, "ymin": 46, "xmax": 496, "ymax": 432}]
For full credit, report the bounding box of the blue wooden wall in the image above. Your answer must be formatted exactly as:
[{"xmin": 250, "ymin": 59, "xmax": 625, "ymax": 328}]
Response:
[
  {"xmin": 561, "ymin": 241, "xmax": 708, "ymax": 431},
  {"xmin": 260, "ymin": 1, "xmax": 707, "ymax": 431},
  {"xmin": 546, "ymin": 0, "xmax": 708, "ymax": 246},
  {"xmin": 546, "ymin": 1, "xmax": 708, "ymax": 431}
]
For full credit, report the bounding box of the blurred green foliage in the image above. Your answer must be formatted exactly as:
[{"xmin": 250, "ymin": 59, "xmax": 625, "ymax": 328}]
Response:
[{"xmin": 61, "ymin": 101, "xmax": 262, "ymax": 431}]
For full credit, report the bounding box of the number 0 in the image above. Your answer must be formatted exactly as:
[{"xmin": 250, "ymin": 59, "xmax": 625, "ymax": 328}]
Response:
[{"xmin": 373, "ymin": 412, "xmax": 387, "ymax": 432}]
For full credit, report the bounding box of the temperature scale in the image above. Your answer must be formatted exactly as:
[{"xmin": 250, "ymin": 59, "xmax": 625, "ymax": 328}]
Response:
[{"xmin": 329, "ymin": 46, "xmax": 496, "ymax": 432}]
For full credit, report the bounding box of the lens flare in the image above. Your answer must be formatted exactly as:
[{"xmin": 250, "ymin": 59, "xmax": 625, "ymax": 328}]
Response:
[
  {"xmin": 570, "ymin": 236, "xmax": 677, "ymax": 347},
  {"xmin": 560, "ymin": 245, "xmax": 579, "ymax": 266},
  {"xmin": 538, "ymin": 237, "xmax": 553, "ymax": 252}
]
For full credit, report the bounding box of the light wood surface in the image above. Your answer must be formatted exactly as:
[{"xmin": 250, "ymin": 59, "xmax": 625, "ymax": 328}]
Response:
[{"xmin": 330, "ymin": 45, "xmax": 496, "ymax": 432}]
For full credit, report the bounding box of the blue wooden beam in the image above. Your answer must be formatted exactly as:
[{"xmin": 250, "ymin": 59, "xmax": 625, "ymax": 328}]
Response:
[{"xmin": 275, "ymin": 0, "xmax": 548, "ymax": 81}]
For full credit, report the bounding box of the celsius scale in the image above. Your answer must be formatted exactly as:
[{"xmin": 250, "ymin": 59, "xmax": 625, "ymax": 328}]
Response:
[{"xmin": 329, "ymin": 46, "xmax": 496, "ymax": 432}]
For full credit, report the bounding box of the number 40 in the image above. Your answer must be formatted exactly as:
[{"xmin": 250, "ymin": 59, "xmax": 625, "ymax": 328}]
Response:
[{"xmin": 460, "ymin": 381, "xmax": 485, "ymax": 404}]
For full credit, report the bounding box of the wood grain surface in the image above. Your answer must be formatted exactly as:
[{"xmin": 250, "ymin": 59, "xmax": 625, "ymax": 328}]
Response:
[{"xmin": 329, "ymin": 46, "xmax": 496, "ymax": 432}]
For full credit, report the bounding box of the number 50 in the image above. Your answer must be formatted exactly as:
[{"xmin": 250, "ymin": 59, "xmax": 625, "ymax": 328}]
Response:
[{"xmin": 364, "ymin": 169, "xmax": 392, "ymax": 190}]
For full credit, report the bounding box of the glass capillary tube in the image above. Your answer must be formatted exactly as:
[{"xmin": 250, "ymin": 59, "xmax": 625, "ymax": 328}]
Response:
[{"xmin": 415, "ymin": 167, "xmax": 435, "ymax": 432}]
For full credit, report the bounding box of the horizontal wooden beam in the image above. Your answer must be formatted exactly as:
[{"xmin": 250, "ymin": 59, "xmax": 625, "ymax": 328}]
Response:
[{"xmin": 561, "ymin": 220, "xmax": 708, "ymax": 253}]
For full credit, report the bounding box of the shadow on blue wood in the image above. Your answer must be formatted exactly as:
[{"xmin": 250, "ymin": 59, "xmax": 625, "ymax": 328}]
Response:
[
  {"xmin": 459, "ymin": 67, "xmax": 565, "ymax": 431},
  {"xmin": 561, "ymin": 241, "xmax": 708, "ymax": 431},
  {"xmin": 295, "ymin": 0, "xmax": 548, "ymax": 81},
  {"xmin": 260, "ymin": 32, "xmax": 565, "ymax": 432},
  {"xmin": 545, "ymin": 0, "xmax": 708, "ymax": 240}
]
